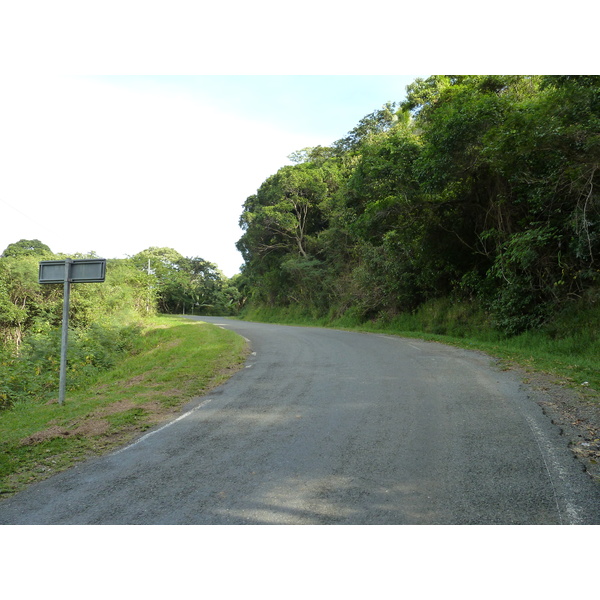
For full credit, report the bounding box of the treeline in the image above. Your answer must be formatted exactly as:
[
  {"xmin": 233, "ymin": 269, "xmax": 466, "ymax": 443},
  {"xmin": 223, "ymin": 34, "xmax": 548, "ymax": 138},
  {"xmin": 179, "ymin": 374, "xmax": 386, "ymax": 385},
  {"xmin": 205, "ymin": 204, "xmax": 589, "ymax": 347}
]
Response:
[
  {"xmin": 0, "ymin": 239, "xmax": 239, "ymax": 409},
  {"xmin": 236, "ymin": 75, "xmax": 600, "ymax": 335},
  {"xmin": 129, "ymin": 246, "xmax": 241, "ymax": 316}
]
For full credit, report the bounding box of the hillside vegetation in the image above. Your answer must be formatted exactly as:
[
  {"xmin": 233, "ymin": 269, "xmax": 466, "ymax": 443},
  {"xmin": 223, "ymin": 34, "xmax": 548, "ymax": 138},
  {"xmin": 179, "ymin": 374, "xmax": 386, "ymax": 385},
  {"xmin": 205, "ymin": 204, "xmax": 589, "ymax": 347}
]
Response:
[
  {"xmin": 0, "ymin": 241, "xmax": 240, "ymax": 411},
  {"xmin": 236, "ymin": 76, "xmax": 600, "ymax": 344}
]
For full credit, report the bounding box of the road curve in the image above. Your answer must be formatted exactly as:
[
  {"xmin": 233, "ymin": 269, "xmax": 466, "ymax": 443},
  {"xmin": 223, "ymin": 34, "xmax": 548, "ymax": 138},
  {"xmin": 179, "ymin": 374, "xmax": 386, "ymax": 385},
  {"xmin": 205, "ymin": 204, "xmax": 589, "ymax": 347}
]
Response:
[{"xmin": 1, "ymin": 316, "xmax": 599, "ymax": 524}]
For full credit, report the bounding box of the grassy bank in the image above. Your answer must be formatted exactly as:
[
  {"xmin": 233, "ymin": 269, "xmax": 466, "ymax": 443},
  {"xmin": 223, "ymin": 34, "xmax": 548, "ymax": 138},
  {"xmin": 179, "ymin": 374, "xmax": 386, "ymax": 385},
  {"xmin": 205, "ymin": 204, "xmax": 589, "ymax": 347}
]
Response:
[
  {"xmin": 240, "ymin": 294, "xmax": 600, "ymax": 396},
  {"xmin": 0, "ymin": 315, "xmax": 248, "ymax": 498}
]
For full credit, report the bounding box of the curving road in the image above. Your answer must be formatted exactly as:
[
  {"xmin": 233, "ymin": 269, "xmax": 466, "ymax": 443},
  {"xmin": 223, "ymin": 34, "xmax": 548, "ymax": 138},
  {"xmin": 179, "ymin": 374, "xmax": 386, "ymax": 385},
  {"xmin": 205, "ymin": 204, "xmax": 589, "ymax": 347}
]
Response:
[{"xmin": 1, "ymin": 316, "xmax": 599, "ymax": 524}]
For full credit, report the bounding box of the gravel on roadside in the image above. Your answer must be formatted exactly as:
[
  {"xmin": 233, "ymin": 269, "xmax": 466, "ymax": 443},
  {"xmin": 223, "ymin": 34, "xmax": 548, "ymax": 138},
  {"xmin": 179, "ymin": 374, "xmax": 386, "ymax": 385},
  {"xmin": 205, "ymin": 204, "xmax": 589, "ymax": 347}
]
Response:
[{"xmin": 511, "ymin": 365, "xmax": 600, "ymax": 485}]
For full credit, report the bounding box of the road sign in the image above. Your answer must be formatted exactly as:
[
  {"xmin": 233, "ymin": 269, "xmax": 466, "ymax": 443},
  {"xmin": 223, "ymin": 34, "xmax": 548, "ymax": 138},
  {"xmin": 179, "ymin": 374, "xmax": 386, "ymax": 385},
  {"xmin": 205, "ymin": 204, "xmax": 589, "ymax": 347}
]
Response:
[
  {"xmin": 38, "ymin": 258, "xmax": 107, "ymax": 405},
  {"xmin": 39, "ymin": 259, "xmax": 106, "ymax": 283}
]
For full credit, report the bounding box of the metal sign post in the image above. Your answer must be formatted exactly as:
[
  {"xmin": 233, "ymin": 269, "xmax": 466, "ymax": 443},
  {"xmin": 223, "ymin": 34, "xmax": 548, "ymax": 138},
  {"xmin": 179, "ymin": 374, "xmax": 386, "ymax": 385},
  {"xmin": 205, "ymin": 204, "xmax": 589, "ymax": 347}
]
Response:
[
  {"xmin": 58, "ymin": 259, "xmax": 72, "ymax": 406},
  {"xmin": 39, "ymin": 258, "xmax": 107, "ymax": 405}
]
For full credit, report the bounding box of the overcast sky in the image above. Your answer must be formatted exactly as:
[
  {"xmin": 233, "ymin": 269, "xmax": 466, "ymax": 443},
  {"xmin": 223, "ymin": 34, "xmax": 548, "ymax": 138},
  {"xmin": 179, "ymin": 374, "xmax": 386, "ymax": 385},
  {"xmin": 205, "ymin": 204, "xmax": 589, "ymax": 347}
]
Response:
[{"xmin": 0, "ymin": 75, "xmax": 422, "ymax": 276}]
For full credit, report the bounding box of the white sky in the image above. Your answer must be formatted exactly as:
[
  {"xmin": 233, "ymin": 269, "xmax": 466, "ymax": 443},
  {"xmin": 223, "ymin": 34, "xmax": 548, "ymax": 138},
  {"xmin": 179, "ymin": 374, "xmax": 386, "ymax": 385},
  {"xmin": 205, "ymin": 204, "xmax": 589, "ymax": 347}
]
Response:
[{"xmin": 0, "ymin": 75, "xmax": 420, "ymax": 276}]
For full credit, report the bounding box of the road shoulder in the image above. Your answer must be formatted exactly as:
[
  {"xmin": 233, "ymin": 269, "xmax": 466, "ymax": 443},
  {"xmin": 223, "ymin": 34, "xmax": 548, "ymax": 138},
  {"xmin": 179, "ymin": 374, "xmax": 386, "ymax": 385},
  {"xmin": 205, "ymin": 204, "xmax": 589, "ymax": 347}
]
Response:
[{"xmin": 512, "ymin": 365, "xmax": 600, "ymax": 485}]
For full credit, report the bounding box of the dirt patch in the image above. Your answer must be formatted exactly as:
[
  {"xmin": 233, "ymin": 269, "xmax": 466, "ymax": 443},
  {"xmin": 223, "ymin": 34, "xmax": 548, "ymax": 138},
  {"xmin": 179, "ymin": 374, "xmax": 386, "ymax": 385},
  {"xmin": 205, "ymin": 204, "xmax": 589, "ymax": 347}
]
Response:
[
  {"xmin": 19, "ymin": 395, "xmax": 184, "ymax": 447},
  {"xmin": 19, "ymin": 399, "xmax": 160, "ymax": 446},
  {"xmin": 72, "ymin": 420, "xmax": 111, "ymax": 437},
  {"xmin": 94, "ymin": 398, "xmax": 138, "ymax": 416},
  {"xmin": 138, "ymin": 400, "xmax": 182, "ymax": 423},
  {"xmin": 123, "ymin": 374, "xmax": 149, "ymax": 387},
  {"xmin": 20, "ymin": 419, "xmax": 111, "ymax": 445},
  {"xmin": 20, "ymin": 426, "xmax": 72, "ymax": 445},
  {"xmin": 509, "ymin": 364, "xmax": 600, "ymax": 485},
  {"xmin": 98, "ymin": 397, "xmax": 183, "ymax": 424}
]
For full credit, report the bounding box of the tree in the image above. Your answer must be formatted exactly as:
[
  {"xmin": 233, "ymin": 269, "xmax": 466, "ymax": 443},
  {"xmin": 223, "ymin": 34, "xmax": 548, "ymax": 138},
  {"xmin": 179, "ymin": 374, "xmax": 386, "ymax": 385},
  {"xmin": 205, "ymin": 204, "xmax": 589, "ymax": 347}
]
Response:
[
  {"xmin": 288, "ymin": 146, "xmax": 338, "ymax": 165},
  {"xmin": 333, "ymin": 102, "xmax": 404, "ymax": 155},
  {"xmin": 2, "ymin": 239, "xmax": 53, "ymax": 258},
  {"xmin": 238, "ymin": 162, "xmax": 333, "ymax": 261},
  {"xmin": 237, "ymin": 75, "xmax": 600, "ymax": 334},
  {"xmin": 130, "ymin": 248, "xmax": 239, "ymax": 315},
  {"xmin": 237, "ymin": 159, "xmax": 342, "ymax": 308}
]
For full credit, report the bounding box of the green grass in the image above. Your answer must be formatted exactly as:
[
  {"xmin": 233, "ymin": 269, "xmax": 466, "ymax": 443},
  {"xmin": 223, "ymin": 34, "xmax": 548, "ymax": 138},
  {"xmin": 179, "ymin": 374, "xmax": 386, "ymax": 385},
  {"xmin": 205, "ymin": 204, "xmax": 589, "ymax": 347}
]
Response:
[{"xmin": 0, "ymin": 315, "xmax": 248, "ymax": 498}]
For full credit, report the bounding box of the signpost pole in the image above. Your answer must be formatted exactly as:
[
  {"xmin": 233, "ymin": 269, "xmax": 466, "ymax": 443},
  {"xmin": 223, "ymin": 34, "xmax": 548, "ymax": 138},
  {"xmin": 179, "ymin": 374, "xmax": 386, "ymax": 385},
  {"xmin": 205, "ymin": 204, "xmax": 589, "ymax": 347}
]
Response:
[
  {"xmin": 58, "ymin": 259, "xmax": 72, "ymax": 406},
  {"xmin": 38, "ymin": 258, "xmax": 105, "ymax": 406}
]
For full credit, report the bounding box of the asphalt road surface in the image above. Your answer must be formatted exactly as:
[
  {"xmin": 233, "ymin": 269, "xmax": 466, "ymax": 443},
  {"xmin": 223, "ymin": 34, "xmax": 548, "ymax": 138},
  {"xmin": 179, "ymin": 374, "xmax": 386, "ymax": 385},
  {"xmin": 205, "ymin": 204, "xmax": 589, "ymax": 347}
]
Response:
[{"xmin": 1, "ymin": 316, "xmax": 599, "ymax": 525}]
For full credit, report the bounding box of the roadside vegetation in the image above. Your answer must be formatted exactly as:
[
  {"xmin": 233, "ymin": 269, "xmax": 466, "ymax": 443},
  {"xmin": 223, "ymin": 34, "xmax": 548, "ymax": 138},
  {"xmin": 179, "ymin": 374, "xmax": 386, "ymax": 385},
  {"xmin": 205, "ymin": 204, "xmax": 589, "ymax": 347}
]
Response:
[
  {"xmin": 0, "ymin": 315, "xmax": 247, "ymax": 497},
  {"xmin": 0, "ymin": 240, "xmax": 242, "ymax": 411},
  {"xmin": 237, "ymin": 77, "xmax": 599, "ymax": 339},
  {"xmin": 0, "ymin": 239, "xmax": 246, "ymax": 497}
]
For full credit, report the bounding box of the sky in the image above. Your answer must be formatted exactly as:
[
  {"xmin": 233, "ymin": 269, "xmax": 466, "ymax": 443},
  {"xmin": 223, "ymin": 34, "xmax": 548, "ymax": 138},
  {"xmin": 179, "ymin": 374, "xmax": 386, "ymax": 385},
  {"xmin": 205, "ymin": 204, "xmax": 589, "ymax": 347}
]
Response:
[{"xmin": 0, "ymin": 75, "xmax": 421, "ymax": 277}]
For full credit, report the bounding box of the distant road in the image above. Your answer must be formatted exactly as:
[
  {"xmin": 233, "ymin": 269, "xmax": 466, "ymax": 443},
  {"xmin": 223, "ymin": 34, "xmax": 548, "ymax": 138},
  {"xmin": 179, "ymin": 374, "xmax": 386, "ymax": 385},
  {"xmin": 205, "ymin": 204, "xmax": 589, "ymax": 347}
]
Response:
[{"xmin": 1, "ymin": 316, "xmax": 599, "ymax": 524}]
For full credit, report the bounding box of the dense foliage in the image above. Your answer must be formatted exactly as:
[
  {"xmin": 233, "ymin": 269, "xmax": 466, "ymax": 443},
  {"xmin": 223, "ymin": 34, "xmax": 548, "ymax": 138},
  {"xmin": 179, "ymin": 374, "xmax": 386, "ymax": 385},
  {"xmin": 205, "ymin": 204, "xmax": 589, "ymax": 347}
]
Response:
[
  {"xmin": 130, "ymin": 246, "xmax": 241, "ymax": 315},
  {"xmin": 0, "ymin": 240, "xmax": 238, "ymax": 409},
  {"xmin": 236, "ymin": 76, "xmax": 600, "ymax": 335}
]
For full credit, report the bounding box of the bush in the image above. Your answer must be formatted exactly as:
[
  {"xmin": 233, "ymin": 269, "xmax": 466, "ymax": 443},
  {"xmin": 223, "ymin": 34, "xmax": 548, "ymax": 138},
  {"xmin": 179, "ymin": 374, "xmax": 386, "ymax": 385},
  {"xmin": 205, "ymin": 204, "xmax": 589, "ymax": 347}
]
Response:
[{"xmin": 0, "ymin": 322, "xmax": 143, "ymax": 410}]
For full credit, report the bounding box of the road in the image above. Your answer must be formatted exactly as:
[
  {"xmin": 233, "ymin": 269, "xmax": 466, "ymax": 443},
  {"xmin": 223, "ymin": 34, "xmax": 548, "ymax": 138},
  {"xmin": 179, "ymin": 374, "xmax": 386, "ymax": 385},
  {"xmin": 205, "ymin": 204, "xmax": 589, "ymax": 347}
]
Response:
[{"xmin": 1, "ymin": 316, "xmax": 599, "ymax": 524}]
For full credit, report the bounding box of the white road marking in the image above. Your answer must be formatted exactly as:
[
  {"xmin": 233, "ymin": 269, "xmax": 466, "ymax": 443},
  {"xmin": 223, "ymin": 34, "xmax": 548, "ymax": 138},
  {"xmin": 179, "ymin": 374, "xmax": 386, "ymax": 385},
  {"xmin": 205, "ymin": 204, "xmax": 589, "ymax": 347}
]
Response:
[
  {"xmin": 522, "ymin": 412, "xmax": 582, "ymax": 524},
  {"xmin": 112, "ymin": 397, "xmax": 214, "ymax": 455}
]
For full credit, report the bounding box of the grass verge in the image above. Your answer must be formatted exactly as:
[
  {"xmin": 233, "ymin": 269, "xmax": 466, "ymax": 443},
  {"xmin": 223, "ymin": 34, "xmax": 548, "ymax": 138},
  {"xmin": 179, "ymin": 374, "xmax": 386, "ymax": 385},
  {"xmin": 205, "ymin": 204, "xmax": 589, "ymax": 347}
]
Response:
[{"xmin": 0, "ymin": 315, "xmax": 248, "ymax": 498}]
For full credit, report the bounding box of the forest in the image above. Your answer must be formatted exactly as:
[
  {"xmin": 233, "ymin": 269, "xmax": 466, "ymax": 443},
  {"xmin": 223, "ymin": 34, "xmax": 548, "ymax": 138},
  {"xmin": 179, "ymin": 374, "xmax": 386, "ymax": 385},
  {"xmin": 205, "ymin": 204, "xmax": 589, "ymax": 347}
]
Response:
[
  {"xmin": 236, "ymin": 76, "xmax": 600, "ymax": 336},
  {"xmin": 0, "ymin": 239, "xmax": 240, "ymax": 410}
]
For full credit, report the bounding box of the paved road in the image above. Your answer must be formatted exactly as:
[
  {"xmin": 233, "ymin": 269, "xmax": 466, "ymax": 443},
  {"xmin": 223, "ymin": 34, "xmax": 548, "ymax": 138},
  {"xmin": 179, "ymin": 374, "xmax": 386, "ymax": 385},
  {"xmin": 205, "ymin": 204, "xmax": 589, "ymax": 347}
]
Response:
[{"xmin": 1, "ymin": 317, "xmax": 599, "ymax": 524}]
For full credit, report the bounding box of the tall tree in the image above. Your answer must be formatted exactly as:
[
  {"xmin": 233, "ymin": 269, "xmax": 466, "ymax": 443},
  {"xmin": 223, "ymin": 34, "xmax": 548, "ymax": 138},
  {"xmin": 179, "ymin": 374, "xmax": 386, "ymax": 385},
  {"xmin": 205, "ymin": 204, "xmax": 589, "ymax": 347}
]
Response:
[
  {"xmin": 2, "ymin": 239, "xmax": 53, "ymax": 258},
  {"xmin": 237, "ymin": 75, "xmax": 600, "ymax": 333}
]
